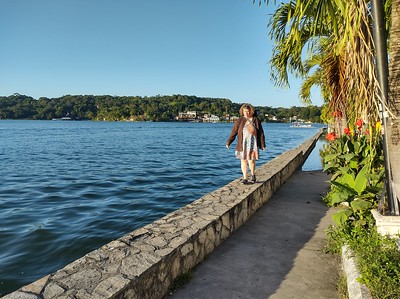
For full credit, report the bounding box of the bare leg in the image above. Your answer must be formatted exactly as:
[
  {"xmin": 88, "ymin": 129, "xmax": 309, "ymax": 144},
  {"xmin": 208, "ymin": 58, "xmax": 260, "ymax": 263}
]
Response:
[
  {"xmin": 248, "ymin": 160, "xmax": 256, "ymax": 176},
  {"xmin": 241, "ymin": 159, "xmax": 248, "ymax": 179}
]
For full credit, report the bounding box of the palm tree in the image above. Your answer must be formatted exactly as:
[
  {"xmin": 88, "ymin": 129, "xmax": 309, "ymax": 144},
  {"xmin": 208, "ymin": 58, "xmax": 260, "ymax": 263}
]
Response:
[
  {"xmin": 260, "ymin": 0, "xmax": 399, "ymax": 213},
  {"xmin": 268, "ymin": 0, "xmax": 382, "ymax": 126}
]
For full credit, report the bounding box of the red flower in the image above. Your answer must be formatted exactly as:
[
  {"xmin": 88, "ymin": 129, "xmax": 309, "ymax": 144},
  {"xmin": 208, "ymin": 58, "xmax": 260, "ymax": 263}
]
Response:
[
  {"xmin": 326, "ymin": 132, "xmax": 337, "ymax": 141},
  {"xmin": 356, "ymin": 119, "xmax": 364, "ymax": 130},
  {"xmin": 344, "ymin": 127, "xmax": 351, "ymax": 135},
  {"xmin": 365, "ymin": 129, "xmax": 370, "ymax": 135}
]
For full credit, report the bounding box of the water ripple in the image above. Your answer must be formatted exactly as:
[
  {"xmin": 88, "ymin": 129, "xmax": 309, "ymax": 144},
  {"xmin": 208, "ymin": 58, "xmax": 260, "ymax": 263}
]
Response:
[{"xmin": 0, "ymin": 120, "xmax": 324, "ymax": 296}]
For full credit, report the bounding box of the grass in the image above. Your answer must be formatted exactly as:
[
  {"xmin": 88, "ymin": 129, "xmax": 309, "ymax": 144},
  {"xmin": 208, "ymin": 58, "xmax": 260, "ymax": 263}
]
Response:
[{"xmin": 325, "ymin": 224, "xmax": 400, "ymax": 299}]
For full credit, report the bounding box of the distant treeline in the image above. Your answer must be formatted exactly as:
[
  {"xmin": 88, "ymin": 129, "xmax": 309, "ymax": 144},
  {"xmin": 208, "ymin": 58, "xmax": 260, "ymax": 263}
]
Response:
[{"xmin": 0, "ymin": 93, "xmax": 322, "ymax": 122}]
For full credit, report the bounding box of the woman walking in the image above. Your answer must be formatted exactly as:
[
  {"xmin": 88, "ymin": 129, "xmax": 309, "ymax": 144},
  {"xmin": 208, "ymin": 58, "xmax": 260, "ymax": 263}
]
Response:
[{"xmin": 226, "ymin": 103, "xmax": 266, "ymax": 184}]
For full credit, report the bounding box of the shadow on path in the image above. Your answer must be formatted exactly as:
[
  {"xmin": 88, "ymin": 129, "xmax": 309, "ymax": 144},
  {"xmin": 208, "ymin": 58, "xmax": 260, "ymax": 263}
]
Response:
[{"xmin": 167, "ymin": 171, "xmax": 338, "ymax": 299}]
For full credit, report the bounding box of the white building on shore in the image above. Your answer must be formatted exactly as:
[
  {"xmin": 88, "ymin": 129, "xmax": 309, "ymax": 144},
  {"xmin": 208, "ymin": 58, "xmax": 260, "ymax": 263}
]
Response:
[{"xmin": 203, "ymin": 114, "xmax": 220, "ymax": 123}]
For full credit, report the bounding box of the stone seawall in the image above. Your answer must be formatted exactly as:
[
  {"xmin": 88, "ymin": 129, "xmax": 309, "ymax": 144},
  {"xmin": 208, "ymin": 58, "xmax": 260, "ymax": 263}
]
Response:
[{"xmin": 3, "ymin": 130, "xmax": 323, "ymax": 299}]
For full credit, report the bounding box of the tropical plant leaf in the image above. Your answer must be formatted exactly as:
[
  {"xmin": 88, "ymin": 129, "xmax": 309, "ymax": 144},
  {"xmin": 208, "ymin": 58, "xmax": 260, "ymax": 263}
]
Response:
[
  {"xmin": 324, "ymin": 154, "xmax": 339, "ymax": 162},
  {"xmin": 353, "ymin": 219, "xmax": 367, "ymax": 227},
  {"xmin": 332, "ymin": 208, "xmax": 353, "ymax": 225},
  {"xmin": 341, "ymin": 153, "xmax": 355, "ymax": 161},
  {"xmin": 339, "ymin": 172, "xmax": 356, "ymax": 190},
  {"xmin": 338, "ymin": 166, "xmax": 352, "ymax": 176},
  {"xmin": 365, "ymin": 185, "xmax": 383, "ymax": 194},
  {"xmin": 354, "ymin": 165, "xmax": 369, "ymax": 194},
  {"xmin": 350, "ymin": 199, "xmax": 373, "ymax": 211},
  {"xmin": 331, "ymin": 180, "xmax": 357, "ymax": 195},
  {"xmin": 330, "ymin": 192, "xmax": 349, "ymax": 205},
  {"xmin": 349, "ymin": 160, "xmax": 359, "ymax": 169}
]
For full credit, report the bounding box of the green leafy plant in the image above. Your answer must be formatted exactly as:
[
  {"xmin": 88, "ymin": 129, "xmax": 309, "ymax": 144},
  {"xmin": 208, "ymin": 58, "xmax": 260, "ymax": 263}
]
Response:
[
  {"xmin": 321, "ymin": 120, "xmax": 384, "ymax": 228},
  {"xmin": 350, "ymin": 229, "xmax": 400, "ymax": 299},
  {"xmin": 326, "ymin": 224, "xmax": 400, "ymax": 299},
  {"xmin": 322, "ymin": 120, "xmax": 399, "ymax": 298}
]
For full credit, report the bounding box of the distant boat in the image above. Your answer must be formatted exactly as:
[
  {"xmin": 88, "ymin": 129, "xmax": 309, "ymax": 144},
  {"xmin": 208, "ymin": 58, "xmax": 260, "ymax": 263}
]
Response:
[
  {"xmin": 290, "ymin": 121, "xmax": 313, "ymax": 128},
  {"xmin": 52, "ymin": 116, "xmax": 74, "ymax": 121}
]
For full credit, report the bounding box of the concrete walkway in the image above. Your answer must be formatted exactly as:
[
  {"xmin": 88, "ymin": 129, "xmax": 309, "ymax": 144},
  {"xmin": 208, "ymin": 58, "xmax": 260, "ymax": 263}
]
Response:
[{"xmin": 167, "ymin": 170, "xmax": 339, "ymax": 299}]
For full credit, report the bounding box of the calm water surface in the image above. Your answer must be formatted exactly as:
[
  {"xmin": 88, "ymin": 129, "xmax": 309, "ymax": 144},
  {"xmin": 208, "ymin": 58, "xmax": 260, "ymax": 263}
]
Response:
[{"xmin": 0, "ymin": 120, "xmax": 324, "ymax": 295}]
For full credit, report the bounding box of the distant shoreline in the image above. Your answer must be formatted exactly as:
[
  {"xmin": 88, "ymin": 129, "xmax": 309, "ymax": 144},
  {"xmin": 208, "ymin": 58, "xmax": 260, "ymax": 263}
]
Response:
[{"xmin": 0, "ymin": 93, "xmax": 323, "ymax": 123}]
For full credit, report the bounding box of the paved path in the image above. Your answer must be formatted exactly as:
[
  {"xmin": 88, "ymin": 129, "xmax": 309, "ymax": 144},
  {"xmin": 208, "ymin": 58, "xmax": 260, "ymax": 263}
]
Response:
[{"xmin": 167, "ymin": 171, "xmax": 339, "ymax": 299}]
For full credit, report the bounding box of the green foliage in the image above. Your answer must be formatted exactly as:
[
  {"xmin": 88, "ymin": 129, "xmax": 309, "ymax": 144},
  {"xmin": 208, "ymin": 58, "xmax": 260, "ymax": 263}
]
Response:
[
  {"xmin": 0, "ymin": 93, "xmax": 323, "ymax": 122},
  {"xmin": 320, "ymin": 122, "xmax": 384, "ymax": 228},
  {"xmin": 322, "ymin": 119, "xmax": 400, "ymax": 298},
  {"xmin": 324, "ymin": 222, "xmax": 356, "ymax": 254},
  {"xmin": 351, "ymin": 229, "xmax": 400, "ymax": 299},
  {"xmin": 325, "ymin": 224, "xmax": 400, "ymax": 299}
]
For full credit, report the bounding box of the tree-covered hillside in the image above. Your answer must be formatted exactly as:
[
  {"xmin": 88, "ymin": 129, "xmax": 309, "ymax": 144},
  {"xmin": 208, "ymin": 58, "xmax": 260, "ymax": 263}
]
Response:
[{"xmin": 0, "ymin": 93, "xmax": 322, "ymax": 122}]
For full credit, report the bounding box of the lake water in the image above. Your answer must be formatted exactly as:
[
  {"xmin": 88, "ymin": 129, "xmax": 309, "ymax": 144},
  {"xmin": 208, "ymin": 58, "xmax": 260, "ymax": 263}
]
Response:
[{"xmin": 0, "ymin": 120, "xmax": 325, "ymax": 296}]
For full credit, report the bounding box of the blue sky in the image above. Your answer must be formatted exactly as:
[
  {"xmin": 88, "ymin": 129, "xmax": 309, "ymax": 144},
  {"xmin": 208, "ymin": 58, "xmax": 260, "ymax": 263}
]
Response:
[{"xmin": 0, "ymin": 0, "xmax": 323, "ymax": 108}]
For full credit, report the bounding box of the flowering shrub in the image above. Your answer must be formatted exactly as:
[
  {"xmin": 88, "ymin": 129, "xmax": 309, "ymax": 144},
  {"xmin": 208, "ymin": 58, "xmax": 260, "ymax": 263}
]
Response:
[
  {"xmin": 321, "ymin": 120, "xmax": 384, "ymax": 228},
  {"xmin": 356, "ymin": 118, "xmax": 364, "ymax": 130},
  {"xmin": 323, "ymin": 119, "xmax": 399, "ymax": 299},
  {"xmin": 325, "ymin": 132, "xmax": 337, "ymax": 141}
]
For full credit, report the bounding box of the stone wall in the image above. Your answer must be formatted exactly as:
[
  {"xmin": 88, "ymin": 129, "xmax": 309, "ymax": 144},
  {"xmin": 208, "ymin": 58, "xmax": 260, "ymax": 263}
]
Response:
[{"xmin": 3, "ymin": 130, "xmax": 323, "ymax": 299}]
